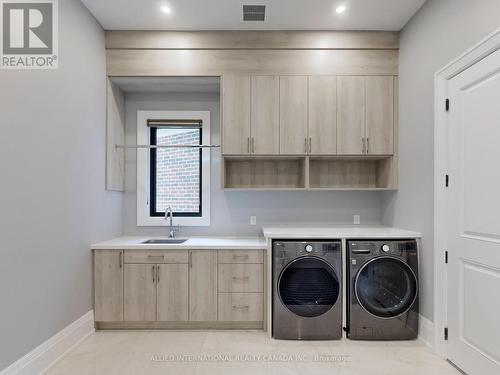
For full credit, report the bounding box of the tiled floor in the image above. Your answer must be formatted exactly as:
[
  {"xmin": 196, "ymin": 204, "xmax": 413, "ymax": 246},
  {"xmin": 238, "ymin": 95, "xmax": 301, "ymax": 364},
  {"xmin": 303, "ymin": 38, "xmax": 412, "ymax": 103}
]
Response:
[{"xmin": 45, "ymin": 330, "xmax": 460, "ymax": 375}]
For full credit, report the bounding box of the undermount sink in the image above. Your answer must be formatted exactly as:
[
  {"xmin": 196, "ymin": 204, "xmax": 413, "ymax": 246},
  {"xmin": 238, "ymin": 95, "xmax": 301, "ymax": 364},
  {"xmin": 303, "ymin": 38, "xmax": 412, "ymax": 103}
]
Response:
[{"xmin": 141, "ymin": 238, "xmax": 188, "ymax": 244}]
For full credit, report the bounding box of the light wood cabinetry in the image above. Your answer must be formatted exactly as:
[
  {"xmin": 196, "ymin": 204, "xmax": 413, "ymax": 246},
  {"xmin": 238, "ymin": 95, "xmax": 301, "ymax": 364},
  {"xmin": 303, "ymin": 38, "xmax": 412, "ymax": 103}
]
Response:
[
  {"xmin": 189, "ymin": 250, "xmax": 218, "ymax": 321},
  {"xmin": 124, "ymin": 264, "xmax": 156, "ymax": 321},
  {"xmin": 251, "ymin": 76, "xmax": 280, "ymax": 154},
  {"xmin": 94, "ymin": 249, "xmax": 265, "ymax": 329},
  {"xmin": 157, "ymin": 264, "xmax": 189, "ymax": 321},
  {"xmin": 308, "ymin": 76, "xmax": 337, "ymax": 154},
  {"xmin": 222, "ymin": 76, "xmax": 251, "ymax": 154},
  {"xmin": 94, "ymin": 250, "xmax": 123, "ymax": 322},
  {"xmin": 337, "ymin": 76, "xmax": 366, "ymax": 154},
  {"xmin": 279, "ymin": 76, "xmax": 308, "ymax": 154},
  {"xmin": 366, "ymin": 76, "xmax": 394, "ymax": 155}
]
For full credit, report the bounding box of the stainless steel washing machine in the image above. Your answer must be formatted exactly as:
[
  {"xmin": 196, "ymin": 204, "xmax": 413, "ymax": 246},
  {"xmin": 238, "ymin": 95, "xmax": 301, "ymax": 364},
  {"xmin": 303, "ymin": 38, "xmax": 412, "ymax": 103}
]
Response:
[
  {"xmin": 273, "ymin": 240, "xmax": 342, "ymax": 340},
  {"xmin": 347, "ymin": 239, "xmax": 419, "ymax": 340}
]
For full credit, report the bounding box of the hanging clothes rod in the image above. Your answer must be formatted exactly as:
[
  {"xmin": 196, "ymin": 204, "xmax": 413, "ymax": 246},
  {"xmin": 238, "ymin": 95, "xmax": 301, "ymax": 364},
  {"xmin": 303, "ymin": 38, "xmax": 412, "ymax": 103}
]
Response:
[{"xmin": 116, "ymin": 144, "xmax": 220, "ymax": 149}]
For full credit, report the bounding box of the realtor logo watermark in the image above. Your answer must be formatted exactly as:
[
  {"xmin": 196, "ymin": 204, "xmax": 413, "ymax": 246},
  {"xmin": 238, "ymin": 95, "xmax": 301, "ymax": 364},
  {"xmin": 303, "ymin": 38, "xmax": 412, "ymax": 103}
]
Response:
[{"xmin": 0, "ymin": 0, "xmax": 58, "ymax": 69}]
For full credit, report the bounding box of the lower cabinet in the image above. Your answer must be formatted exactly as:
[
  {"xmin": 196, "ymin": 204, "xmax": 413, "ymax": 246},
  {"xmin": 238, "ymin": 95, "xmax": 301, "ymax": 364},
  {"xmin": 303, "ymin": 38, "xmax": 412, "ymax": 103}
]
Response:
[{"xmin": 93, "ymin": 249, "xmax": 265, "ymax": 328}]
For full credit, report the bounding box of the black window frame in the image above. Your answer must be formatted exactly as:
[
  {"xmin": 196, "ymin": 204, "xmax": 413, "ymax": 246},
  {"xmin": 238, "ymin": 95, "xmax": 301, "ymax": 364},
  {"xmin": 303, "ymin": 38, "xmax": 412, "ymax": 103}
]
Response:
[{"xmin": 149, "ymin": 126, "xmax": 203, "ymax": 218}]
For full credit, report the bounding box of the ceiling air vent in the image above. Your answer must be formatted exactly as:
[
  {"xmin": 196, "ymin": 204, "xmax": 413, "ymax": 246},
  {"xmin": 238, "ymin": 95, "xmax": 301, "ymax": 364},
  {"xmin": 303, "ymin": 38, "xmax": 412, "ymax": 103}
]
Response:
[{"xmin": 243, "ymin": 5, "xmax": 266, "ymax": 21}]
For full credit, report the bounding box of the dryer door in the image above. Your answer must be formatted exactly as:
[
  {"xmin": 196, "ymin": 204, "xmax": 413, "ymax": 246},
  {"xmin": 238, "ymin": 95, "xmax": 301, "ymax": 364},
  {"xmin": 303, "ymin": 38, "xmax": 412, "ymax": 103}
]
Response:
[
  {"xmin": 278, "ymin": 257, "xmax": 340, "ymax": 318},
  {"xmin": 355, "ymin": 257, "xmax": 417, "ymax": 318}
]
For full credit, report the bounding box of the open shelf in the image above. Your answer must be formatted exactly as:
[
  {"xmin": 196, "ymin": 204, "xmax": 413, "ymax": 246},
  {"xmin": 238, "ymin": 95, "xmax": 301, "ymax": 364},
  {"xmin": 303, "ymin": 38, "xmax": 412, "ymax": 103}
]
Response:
[
  {"xmin": 223, "ymin": 156, "xmax": 306, "ymax": 189},
  {"xmin": 222, "ymin": 155, "xmax": 398, "ymax": 190},
  {"xmin": 309, "ymin": 156, "xmax": 397, "ymax": 189}
]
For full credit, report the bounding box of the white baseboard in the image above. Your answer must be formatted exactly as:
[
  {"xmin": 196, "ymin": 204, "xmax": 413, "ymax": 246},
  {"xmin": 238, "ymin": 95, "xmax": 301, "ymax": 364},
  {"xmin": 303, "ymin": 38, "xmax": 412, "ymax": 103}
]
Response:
[
  {"xmin": 418, "ymin": 314, "xmax": 435, "ymax": 349},
  {"xmin": 0, "ymin": 310, "xmax": 95, "ymax": 375}
]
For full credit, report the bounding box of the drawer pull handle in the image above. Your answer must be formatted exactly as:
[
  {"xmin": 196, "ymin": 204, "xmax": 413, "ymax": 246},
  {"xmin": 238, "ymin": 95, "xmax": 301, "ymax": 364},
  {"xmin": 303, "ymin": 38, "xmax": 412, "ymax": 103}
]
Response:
[
  {"xmin": 148, "ymin": 255, "xmax": 165, "ymax": 260},
  {"xmin": 233, "ymin": 255, "xmax": 249, "ymax": 260},
  {"xmin": 232, "ymin": 276, "xmax": 250, "ymax": 281},
  {"xmin": 232, "ymin": 305, "xmax": 250, "ymax": 310}
]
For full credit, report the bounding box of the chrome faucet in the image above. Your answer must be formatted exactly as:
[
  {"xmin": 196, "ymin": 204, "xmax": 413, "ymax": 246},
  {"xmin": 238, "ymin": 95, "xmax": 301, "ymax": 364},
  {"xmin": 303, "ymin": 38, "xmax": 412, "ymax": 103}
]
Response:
[{"xmin": 165, "ymin": 206, "xmax": 178, "ymax": 238}]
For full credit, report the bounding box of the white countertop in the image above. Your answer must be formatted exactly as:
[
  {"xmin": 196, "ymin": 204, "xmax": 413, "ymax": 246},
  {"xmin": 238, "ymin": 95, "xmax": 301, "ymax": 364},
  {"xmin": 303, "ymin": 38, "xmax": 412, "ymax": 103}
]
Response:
[
  {"xmin": 262, "ymin": 225, "xmax": 422, "ymax": 239},
  {"xmin": 91, "ymin": 236, "xmax": 267, "ymax": 250}
]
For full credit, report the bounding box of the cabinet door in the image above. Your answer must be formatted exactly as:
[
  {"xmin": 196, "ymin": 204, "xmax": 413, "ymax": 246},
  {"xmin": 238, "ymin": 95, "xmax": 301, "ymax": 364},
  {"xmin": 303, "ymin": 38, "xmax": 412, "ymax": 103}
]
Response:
[
  {"xmin": 337, "ymin": 76, "xmax": 365, "ymax": 154},
  {"xmin": 124, "ymin": 264, "xmax": 156, "ymax": 321},
  {"xmin": 189, "ymin": 250, "xmax": 217, "ymax": 321},
  {"xmin": 279, "ymin": 76, "xmax": 308, "ymax": 154},
  {"xmin": 157, "ymin": 264, "xmax": 189, "ymax": 321},
  {"xmin": 251, "ymin": 76, "xmax": 279, "ymax": 154},
  {"xmin": 94, "ymin": 250, "xmax": 123, "ymax": 322},
  {"xmin": 308, "ymin": 76, "xmax": 337, "ymax": 154},
  {"xmin": 366, "ymin": 76, "xmax": 394, "ymax": 154},
  {"xmin": 222, "ymin": 76, "xmax": 251, "ymax": 154}
]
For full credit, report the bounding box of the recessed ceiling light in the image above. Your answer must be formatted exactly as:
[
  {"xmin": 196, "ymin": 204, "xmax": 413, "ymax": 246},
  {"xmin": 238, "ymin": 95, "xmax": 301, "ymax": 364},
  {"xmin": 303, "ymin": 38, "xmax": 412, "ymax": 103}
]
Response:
[
  {"xmin": 336, "ymin": 5, "xmax": 347, "ymax": 14},
  {"xmin": 161, "ymin": 5, "xmax": 172, "ymax": 14}
]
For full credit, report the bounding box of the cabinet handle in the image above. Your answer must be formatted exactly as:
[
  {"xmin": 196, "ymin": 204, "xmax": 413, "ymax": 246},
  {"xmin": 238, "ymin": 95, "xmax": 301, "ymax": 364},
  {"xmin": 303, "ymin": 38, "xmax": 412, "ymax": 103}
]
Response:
[
  {"xmin": 152, "ymin": 265, "xmax": 155, "ymax": 283},
  {"xmin": 251, "ymin": 138, "xmax": 255, "ymax": 153},
  {"xmin": 305, "ymin": 138, "xmax": 308, "ymax": 153},
  {"xmin": 148, "ymin": 255, "xmax": 164, "ymax": 260},
  {"xmin": 232, "ymin": 276, "xmax": 250, "ymax": 281},
  {"xmin": 362, "ymin": 137, "xmax": 366, "ymax": 154},
  {"xmin": 233, "ymin": 255, "xmax": 249, "ymax": 260},
  {"xmin": 232, "ymin": 305, "xmax": 250, "ymax": 310},
  {"xmin": 366, "ymin": 137, "xmax": 370, "ymax": 154},
  {"xmin": 309, "ymin": 138, "xmax": 312, "ymax": 153},
  {"xmin": 157, "ymin": 265, "xmax": 160, "ymax": 283},
  {"xmin": 247, "ymin": 137, "xmax": 250, "ymax": 153},
  {"xmin": 189, "ymin": 252, "xmax": 193, "ymax": 268},
  {"xmin": 119, "ymin": 251, "xmax": 123, "ymax": 268}
]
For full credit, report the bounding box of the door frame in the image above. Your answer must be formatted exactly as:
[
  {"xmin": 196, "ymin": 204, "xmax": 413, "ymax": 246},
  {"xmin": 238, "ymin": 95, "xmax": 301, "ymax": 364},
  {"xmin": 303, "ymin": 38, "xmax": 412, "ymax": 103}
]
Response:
[{"xmin": 434, "ymin": 27, "xmax": 500, "ymax": 358}]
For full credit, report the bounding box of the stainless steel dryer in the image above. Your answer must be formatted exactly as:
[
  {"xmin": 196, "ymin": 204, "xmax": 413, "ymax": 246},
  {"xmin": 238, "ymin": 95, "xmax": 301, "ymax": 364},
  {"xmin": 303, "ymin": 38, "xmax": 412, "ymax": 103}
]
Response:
[
  {"xmin": 273, "ymin": 240, "xmax": 342, "ymax": 340},
  {"xmin": 347, "ymin": 239, "xmax": 419, "ymax": 340}
]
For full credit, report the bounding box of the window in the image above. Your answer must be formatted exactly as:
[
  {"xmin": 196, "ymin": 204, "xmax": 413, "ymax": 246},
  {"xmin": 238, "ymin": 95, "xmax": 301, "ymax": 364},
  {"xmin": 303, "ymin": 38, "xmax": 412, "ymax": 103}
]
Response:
[{"xmin": 137, "ymin": 111, "xmax": 211, "ymax": 226}]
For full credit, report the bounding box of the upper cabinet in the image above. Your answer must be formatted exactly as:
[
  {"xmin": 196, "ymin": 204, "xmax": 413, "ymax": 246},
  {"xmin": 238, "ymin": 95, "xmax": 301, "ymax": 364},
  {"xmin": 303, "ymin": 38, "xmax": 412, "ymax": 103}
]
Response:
[
  {"xmin": 308, "ymin": 76, "xmax": 337, "ymax": 154},
  {"xmin": 251, "ymin": 76, "xmax": 280, "ymax": 154},
  {"xmin": 280, "ymin": 76, "xmax": 308, "ymax": 154},
  {"xmin": 337, "ymin": 76, "xmax": 366, "ymax": 154},
  {"xmin": 365, "ymin": 76, "xmax": 394, "ymax": 155},
  {"xmin": 222, "ymin": 76, "xmax": 251, "ymax": 154},
  {"xmin": 337, "ymin": 75, "xmax": 394, "ymax": 155}
]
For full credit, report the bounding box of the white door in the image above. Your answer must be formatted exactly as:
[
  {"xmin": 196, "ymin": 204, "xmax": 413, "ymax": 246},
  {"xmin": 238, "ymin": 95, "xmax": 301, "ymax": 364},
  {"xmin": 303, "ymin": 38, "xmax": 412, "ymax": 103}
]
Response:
[{"xmin": 447, "ymin": 49, "xmax": 500, "ymax": 375}]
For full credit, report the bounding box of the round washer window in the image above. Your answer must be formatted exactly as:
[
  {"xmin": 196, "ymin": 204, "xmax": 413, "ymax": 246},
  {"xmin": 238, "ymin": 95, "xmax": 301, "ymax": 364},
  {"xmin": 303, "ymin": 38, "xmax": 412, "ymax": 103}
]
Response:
[
  {"xmin": 278, "ymin": 257, "xmax": 339, "ymax": 318},
  {"xmin": 355, "ymin": 257, "xmax": 417, "ymax": 318}
]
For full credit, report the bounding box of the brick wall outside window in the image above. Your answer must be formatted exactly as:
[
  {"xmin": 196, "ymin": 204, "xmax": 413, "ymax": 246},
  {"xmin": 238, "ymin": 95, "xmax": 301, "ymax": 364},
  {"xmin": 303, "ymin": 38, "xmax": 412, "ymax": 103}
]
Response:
[{"xmin": 155, "ymin": 128, "xmax": 201, "ymax": 214}]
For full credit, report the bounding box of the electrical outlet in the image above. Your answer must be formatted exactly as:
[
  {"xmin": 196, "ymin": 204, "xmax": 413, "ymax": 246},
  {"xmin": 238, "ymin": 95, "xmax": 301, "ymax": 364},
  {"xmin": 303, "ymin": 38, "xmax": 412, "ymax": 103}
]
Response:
[
  {"xmin": 250, "ymin": 216, "xmax": 257, "ymax": 225},
  {"xmin": 353, "ymin": 215, "xmax": 361, "ymax": 225}
]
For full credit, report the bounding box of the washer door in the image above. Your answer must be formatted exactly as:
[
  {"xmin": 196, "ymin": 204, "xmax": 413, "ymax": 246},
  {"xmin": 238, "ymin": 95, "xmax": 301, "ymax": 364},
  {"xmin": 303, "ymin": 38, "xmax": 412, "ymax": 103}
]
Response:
[
  {"xmin": 278, "ymin": 257, "xmax": 340, "ymax": 318},
  {"xmin": 355, "ymin": 257, "xmax": 417, "ymax": 318}
]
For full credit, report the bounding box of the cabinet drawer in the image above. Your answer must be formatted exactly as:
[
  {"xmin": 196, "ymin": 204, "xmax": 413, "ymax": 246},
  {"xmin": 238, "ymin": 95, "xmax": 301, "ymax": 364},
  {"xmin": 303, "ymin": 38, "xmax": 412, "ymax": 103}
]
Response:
[
  {"xmin": 218, "ymin": 264, "xmax": 263, "ymax": 292},
  {"xmin": 124, "ymin": 250, "xmax": 188, "ymax": 264},
  {"xmin": 217, "ymin": 250, "xmax": 263, "ymax": 264},
  {"xmin": 218, "ymin": 293, "xmax": 263, "ymax": 322}
]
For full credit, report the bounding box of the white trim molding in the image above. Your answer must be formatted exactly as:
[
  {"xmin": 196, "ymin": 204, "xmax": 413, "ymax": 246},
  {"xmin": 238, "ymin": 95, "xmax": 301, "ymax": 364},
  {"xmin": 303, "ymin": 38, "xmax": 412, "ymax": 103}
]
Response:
[
  {"xmin": 136, "ymin": 110, "xmax": 211, "ymax": 227},
  {"xmin": 418, "ymin": 314, "xmax": 435, "ymax": 349},
  {"xmin": 434, "ymin": 27, "xmax": 500, "ymax": 359},
  {"xmin": 0, "ymin": 310, "xmax": 94, "ymax": 375}
]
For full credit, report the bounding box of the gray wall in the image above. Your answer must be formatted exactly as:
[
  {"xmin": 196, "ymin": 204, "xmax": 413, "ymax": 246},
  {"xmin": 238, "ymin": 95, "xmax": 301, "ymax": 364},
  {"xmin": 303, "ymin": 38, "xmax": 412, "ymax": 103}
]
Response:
[
  {"xmin": 123, "ymin": 92, "xmax": 384, "ymax": 237},
  {"xmin": 0, "ymin": 0, "xmax": 122, "ymax": 370},
  {"xmin": 383, "ymin": 0, "xmax": 500, "ymax": 320}
]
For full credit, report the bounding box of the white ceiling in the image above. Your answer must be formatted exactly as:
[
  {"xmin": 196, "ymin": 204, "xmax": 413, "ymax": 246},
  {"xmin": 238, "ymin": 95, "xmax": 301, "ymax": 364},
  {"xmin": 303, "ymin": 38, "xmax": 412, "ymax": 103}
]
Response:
[{"xmin": 81, "ymin": 0, "xmax": 426, "ymax": 31}]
